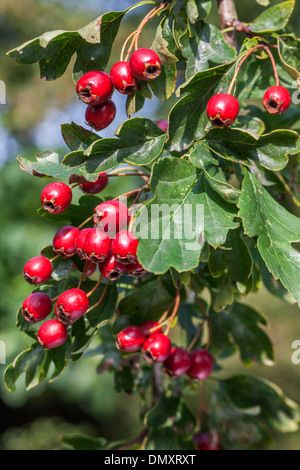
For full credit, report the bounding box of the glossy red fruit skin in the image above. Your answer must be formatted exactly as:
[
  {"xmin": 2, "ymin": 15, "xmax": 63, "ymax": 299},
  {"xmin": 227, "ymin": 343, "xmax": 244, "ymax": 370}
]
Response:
[
  {"xmin": 79, "ymin": 173, "xmax": 109, "ymax": 194},
  {"xmin": 85, "ymin": 100, "xmax": 116, "ymax": 131},
  {"xmin": 129, "ymin": 48, "xmax": 161, "ymax": 81},
  {"xmin": 38, "ymin": 319, "xmax": 68, "ymax": 349},
  {"xmin": 156, "ymin": 120, "xmax": 169, "ymax": 132},
  {"xmin": 75, "ymin": 228, "xmax": 93, "ymax": 259},
  {"xmin": 76, "ymin": 71, "xmax": 113, "ymax": 105},
  {"xmin": 263, "ymin": 85, "xmax": 291, "ymax": 115},
  {"xmin": 193, "ymin": 433, "xmax": 219, "ymax": 450},
  {"xmin": 164, "ymin": 347, "xmax": 192, "ymax": 378},
  {"xmin": 111, "ymin": 230, "xmax": 139, "ymax": 264},
  {"xmin": 142, "ymin": 333, "xmax": 172, "ymax": 363},
  {"xmin": 83, "ymin": 228, "xmax": 111, "ymax": 263},
  {"xmin": 116, "ymin": 326, "xmax": 146, "ymax": 353},
  {"xmin": 110, "ymin": 61, "xmax": 138, "ymax": 95},
  {"xmin": 206, "ymin": 93, "xmax": 239, "ymax": 128},
  {"xmin": 53, "ymin": 225, "xmax": 80, "ymax": 257},
  {"xmin": 126, "ymin": 261, "xmax": 147, "ymax": 278},
  {"xmin": 139, "ymin": 320, "xmax": 162, "ymax": 338},
  {"xmin": 41, "ymin": 182, "xmax": 72, "ymax": 214},
  {"xmin": 99, "ymin": 255, "xmax": 125, "ymax": 280},
  {"xmin": 22, "ymin": 292, "xmax": 52, "ymax": 323},
  {"xmin": 188, "ymin": 349, "xmax": 214, "ymax": 381},
  {"xmin": 23, "ymin": 256, "xmax": 53, "ymax": 285},
  {"xmin": 55, "ymin": 288, "xmax": 89, "ymax": 325},
  {"xmin": 94, "ymin": 200, "xmax": 129, "ymax": 234}
]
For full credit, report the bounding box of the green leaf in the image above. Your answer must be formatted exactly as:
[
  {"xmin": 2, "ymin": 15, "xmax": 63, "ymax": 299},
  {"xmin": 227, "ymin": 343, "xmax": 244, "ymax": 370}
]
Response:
[
  {"xmin": 40, "ymin": 246, "xmax": 73, "ymax": 281},
  {"xmin": 136, "ymin": 157, "xmax": 239, "ymax": 274},
  {"xmin": 149, "ymin": 64, "xmax": 177, "ymax": 101},
  {"xmin": 202, "ymin": 127, "xmax": 300, "ymax": 171},
  {"xmin": 4, "ymin": 343, "xmax": 51, "ymax": 391},
  {"xmin": 7, "ymin": 3, "xmax": 156, "ymax": 81},
  {"xmin": 17, "ymin": 151, "xmax": 75, "ymax": 179},
  {"xmin": 62, "ymin": 118, "xmax": 167, "ymax": 176},
  {"xmin": 238, "ymin": 170, "xmax": 300, "ymax": 305},
  {"xmin": 249, "ymin": 1, "xmax": 295, "ymax": 33},
  {"xmin": 146, "ymin": 394, "xmax": 195, "ymax": 432},
  {"xmin": 61, "ymin": 434, "xmax": 108, "ymax": 450},
  {"xmin": 221, "ymin": 375, "xmax": 300, "ymax": 432},
  {"xmin": 278, "ymin": 34, "xmax": 300, "ymax": 80},
  {"xmin": 125, "ymin": 90, "xmax": 146, "ymax": 118},
  {"xmin": 186, "ymin": 0, "xmax": 212, "ymax": 23},
  {"xmin": 210, "ymin": 303, "xmax": 274, "ymax": 366},
  {"xmin": 151, "ymin": 18, "xmax": 178, "ymax": 66},
  {"xmin": 61, "ymin": 122, "xmax": 100, "ymax": 152},
  {"xmin": 145, "ymin": 428, "xmax": 178, "ymax": 450},
  {"xmin": 180, "ymin": 22, "xmax": 237, "ymax": 79},
  {"xmin": 255, "ymin": 0, "xmax": 270, "ymax": 5},
  {"xmin": 189, "ymin": 143, "xmax": 240, "ymax": 203},
  {"xmin": 168, "ymin": 61, "xmax": 236, "ymax": 152}
]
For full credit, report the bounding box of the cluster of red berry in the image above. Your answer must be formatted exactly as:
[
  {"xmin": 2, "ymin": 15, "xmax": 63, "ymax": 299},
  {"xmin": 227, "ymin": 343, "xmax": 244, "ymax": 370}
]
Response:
[
  {"xmin": 76, "ymin": 48, "xmax": 161, "ymax": 131},
  {"xmin": 21, "ymin": 173, "xmax": 146, "ymax": 350},
  {"xmin": 116, "ymin": 322, "xmax": 214, "ymax": 381}
]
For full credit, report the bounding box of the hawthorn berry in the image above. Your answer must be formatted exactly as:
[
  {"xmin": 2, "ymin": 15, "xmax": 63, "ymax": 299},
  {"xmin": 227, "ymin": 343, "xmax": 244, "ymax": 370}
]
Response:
[
  {"xmin": 129, "ymin": 48, "xmax": 161, "ymax": 81},
  {"xmin": 55, "ymin": 288, "xmax": 89, "ymax": 325},
  {"xmin": 75, "ymin": 228, "xmax": 92, "ymax": 259},
  {"xmin": 156, "ymin": 120, "xmax": 169, "ymax": 132},
  {"xmin": 263, "ymin": 85, "xmax": 291, "ymax": 115},
  {"xmin": 38, "ymin": 319, "xmax": 68, "ymax": 349},
  {"xmin": 22, "ymin": 292, "xmax": 52, "ymax": 323},
  {"xmin": 111, "ymin": 230, "xmax": 139, "ymax": 264},
  {"xmin": 83, "ymin": 228, "xmax": 111, "ymax": 262},
  {"xmin": 139, "ymin": 320, "xmax": 162, "ymax": 338},
  {"xmin": 164, "ymin": 347, "xmax": 192, "ymax": 378},
  {"xmin": 93, "ymin": 200, "xmax": 129, "ymax": 233},
  {"xmin": 142, "ymin": 333, "xmax": 172, "ymax": 363},
  {"xmin": 76, "ymin": 71, "xmax": 113, "ymax": 105},
  {"xmin": 79, "ymin": 172, "xmax": 109, "ymax": 194},
  {"xmin": 126, "ymin": 261, "xmax": 147, "ymax": 278},
  {"xmin": 53, "ymin": 225, "xmax": 80, "ymax": 257},
  {"xmin": 188, "ymin": 349, "xmax": 214, "ymax": 381},
  {"xmin": 99, "ymin": 255, "xmax": 125, "ymax": 281},
  {"xmin": 23, "ymin": 256, "xmax": 53, "ymax": 285},
  {"xmin": 116, "ymin": 325, "xmax": 146, "ymax": 353},
  {"xmin": 85, "ymin": 100, "xmax": 116, "ymax": 131},
  {"xmin": 41, "ymin": 182, "xmax": 72, "ymax": 214},
  {"xmin": 110, "ymin": 61, "xmax": 138, "ymax": 95},
  {"xmin": 193, "ymin": 433, "xmax": 220, "ymax": 450},
  {"xmin": 206, "ymin": 93, "xmax": 239, "ymax": 128}
]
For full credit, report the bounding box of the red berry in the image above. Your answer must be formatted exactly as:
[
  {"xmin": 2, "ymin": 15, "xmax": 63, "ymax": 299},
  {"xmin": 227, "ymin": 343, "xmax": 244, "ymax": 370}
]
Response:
[
  {"xmin": 111, "ymin": 230, "xmax": 139, "ymax": 264},
  {"xmin": 139, "ymin": 320, "xmax": 162, "ymax": 338},
  {"xmin": 83, "ymin": 228, "xmax": 111, "ymax": 262},
  {"xmin": 76, "ymin": 71, "xmax": 113, "ymax": 105},
  {"xmin": 206, "ymin": 93, "xmax": 239, "ymax": 128},
  {"xmin": 116, "ymin": 325, "xmax": 146, "ymax": 353},
  {"xmin": 110, "ymin": 61, "xmax": 138, "ymax": 95},
  {"xmin": 142, "ymin": 333, "xmax": 172, "ymax": 363},
  {"xmin": 55, "ymin": 288, "xmax": 89, "ymax": 325},
  {"xmin": 72, "ymin": 261, "xmax": 97, "ymax": 277},
  {"xmin": 164, "ymin": 347, "xmax": 192, "ymax": 377},
  {"xmin": 99, "ymin": 254, "xmax": 125, "ymax": 281},
  {"xmin": 38, "ymin": 319, "xmax": 68, "ymax": 349},
  {"xmin": 79, "ymin": 172, "xmax": 109, "ymax": 194},
  {"xmin": 53, "ymin": 225, "xmax": 80, "ymax": 257},
  {"xmin": 126, "ymin": 261, "xmax": 147, "ymax": 278},
  {"xmin": 129, "ymin": 48, "xmax": 161, "ymax": 81},
  {"xmin": 156, "ymin": 120, "xmax": 169, "ymax": 132},
  {"xmin": 193, "ymin": 433, "xmax": 219, "ymax": 450},
  {"xmin": 85, "ymin": 100, "xmax": 116, "ymax": 131},
  {"xmin": 188, "ymin": 349, "xmax": 214, "ymax": 381},
  {"xmin": 75, "ymin": 228, "xmax": 92, "ymax": 259},
  {"xmin": 41, "ymin": 182, "xmax": 72, "ymax": 214},
  {"xmin": 263, "ymin": 85, "xmax": 291, "ymax": 115},
  {"xmin": 94, "ymin": 200, "xmax": 129, "ymax": 233},
  {"xmin": 23, "ymin": 256, "xmax": 53, "ymax": 285},
  {"xmin": 22, "ymin": 292, "xmax": 52, "ymax": 323}
]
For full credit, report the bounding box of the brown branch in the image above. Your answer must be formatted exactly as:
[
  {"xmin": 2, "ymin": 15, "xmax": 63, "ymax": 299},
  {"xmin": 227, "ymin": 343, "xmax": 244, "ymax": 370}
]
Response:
[{"xmin": 217, "ymin": 0, "xmax": 238, "ymax": 49}]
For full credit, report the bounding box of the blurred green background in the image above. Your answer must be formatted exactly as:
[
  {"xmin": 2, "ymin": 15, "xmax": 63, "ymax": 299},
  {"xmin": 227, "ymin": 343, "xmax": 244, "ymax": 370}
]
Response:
[{"xmin": 0, "ymin": 0, "xmax": 299, "ymax": 450}]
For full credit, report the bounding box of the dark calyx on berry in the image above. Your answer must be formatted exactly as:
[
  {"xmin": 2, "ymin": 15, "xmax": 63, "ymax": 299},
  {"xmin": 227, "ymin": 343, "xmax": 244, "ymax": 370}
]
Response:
[{"xmin": 263, "ymin": 85, "xmax": 291, "ymax": 115}]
